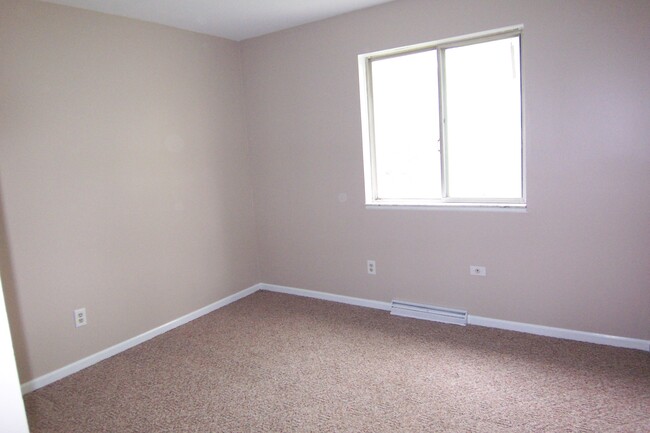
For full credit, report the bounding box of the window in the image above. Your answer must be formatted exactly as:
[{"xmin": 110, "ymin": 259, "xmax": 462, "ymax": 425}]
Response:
[{"xmin": 359, "ymin": 26, "xmax": 525, "ymax": 208}]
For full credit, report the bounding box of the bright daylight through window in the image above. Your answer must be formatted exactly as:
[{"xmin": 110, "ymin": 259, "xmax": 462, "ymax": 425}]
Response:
[{"xmin": 359, "ymin": 26, "xmax": 525, "ymax": 208}]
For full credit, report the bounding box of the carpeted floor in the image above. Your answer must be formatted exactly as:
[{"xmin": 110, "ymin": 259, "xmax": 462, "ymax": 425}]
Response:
[{"xmin": 24, "ymin": 291, "xmax": 650, "ymax": 432}]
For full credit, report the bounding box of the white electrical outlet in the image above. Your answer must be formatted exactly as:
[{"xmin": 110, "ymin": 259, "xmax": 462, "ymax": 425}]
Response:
[
  {"xmin": 367, "ymin": 260, "xmax": 376, "ymax": 275},
  {"xmin": 74, "ymin": 308, "xmax": 87, "ymax": 327},
  {"xmin": 470, "ymin": 266, "xmax": 486, "ymax": 277}
]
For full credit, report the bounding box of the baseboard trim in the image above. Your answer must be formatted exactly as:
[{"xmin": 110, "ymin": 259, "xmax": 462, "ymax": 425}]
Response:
[
  {"xmin": 259, "ymin": 283, "xmax": 392, "ymax": 311},
  {"xmin": 468, "ymin": 315, "xmax": 650, "ymax": 352},
  {"xmin": 260, "ymin": 284, "xmax": 649, "ymax": 352},
  {"xmin": 21, "ymin": 284, "xmax": 262, "ymax": 394},
  {"xmin": 21, "ymin": 282, "xmax": 649, "ymax": 394}
]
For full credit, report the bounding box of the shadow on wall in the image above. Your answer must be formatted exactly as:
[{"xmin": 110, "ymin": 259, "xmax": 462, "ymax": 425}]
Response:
[{"xmin": 0, "ymin": 175, "xmax": 31, "ymax": 383}]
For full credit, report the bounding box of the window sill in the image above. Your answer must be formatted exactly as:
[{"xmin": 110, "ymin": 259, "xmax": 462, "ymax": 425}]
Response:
[{"xmin": 365, "ymin": 202, "xmax": 527, "ymax": 212}]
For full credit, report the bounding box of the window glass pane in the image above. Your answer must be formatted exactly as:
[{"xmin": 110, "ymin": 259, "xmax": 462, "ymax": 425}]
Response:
[
  {"xmin": 445, "ymin": 37, "xmax": 522, "ymax": 199},
  {"xmin": 371, "ymin": 50, "xmax": 441, "ymax": 199}
]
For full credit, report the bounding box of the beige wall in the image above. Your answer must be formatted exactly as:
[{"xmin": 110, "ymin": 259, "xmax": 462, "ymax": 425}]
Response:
[
  {"xmin": 0, "ymin": 0, "xmax": 259, "ymax": 381},
  {"xmin": 242, "ymin": 0, "xmax": 650, "ymax": 340}
]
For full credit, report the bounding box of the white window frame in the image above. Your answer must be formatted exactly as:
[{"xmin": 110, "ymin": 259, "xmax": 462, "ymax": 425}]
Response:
[{"xmin": 358, "ymin": 25, "xmax": 526, "ymax": 209}]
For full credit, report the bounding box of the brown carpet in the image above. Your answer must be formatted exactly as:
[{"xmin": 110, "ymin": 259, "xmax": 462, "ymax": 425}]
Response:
[{"xmin": 24, "ymin": 291, "xmax": 650, "ymax": 432}]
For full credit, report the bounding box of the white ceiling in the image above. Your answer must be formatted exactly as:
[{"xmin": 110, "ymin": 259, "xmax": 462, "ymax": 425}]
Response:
[{"xmin": 41, "ymin": 0, "xmax": 395, "ymax": 41}]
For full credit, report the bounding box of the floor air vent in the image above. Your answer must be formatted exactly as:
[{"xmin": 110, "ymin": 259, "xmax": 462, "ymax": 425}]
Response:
[{"xmin": 390, "ymin": 300, "xmax": 468, "ymax": 326}]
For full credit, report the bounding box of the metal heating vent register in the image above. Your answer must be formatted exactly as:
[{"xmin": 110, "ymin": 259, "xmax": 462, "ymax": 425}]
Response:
[{"xmin": 390, "ymin": 300, "xmax": 468, "ymax": 326}]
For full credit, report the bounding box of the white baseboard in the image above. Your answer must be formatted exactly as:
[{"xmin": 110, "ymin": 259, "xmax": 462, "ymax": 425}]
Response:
[
  {"xmin": 259, "ymin": 283, "xmax": 392, "ymax": 311},
  {"xmin": 468, "ymin": 315, "xmax": 650, "ymax": 352},
  {"xmin": 21, "ymin": 284, "xmax": 262, "ymax": 394},
  {"xmin": 22, "ymin": 282, "xmax": 649, "ymax": 394},
  {"xmin": 260, "ymin": 284, "xmax": 649, "ymax": 352}
]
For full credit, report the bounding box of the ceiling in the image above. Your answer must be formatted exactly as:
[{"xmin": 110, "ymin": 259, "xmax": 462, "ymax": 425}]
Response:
[{"xmin": 41, "ymin": 0, "xmax": 395, "ymax": 41}]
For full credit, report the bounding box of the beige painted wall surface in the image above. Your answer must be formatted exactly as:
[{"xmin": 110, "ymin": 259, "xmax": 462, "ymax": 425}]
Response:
[
  {"xmin": 0, "ymin": 0, "xmax": 258, "ymax": 381},
  {"xmin": 242, "ymin": 0, "xmax": 650, "ymax": 340}
]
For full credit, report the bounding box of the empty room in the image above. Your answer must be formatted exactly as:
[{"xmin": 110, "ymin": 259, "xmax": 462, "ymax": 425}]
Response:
[{"xmin": 1, "ymin": 0, "xmax": 649, "ymax": 431}]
